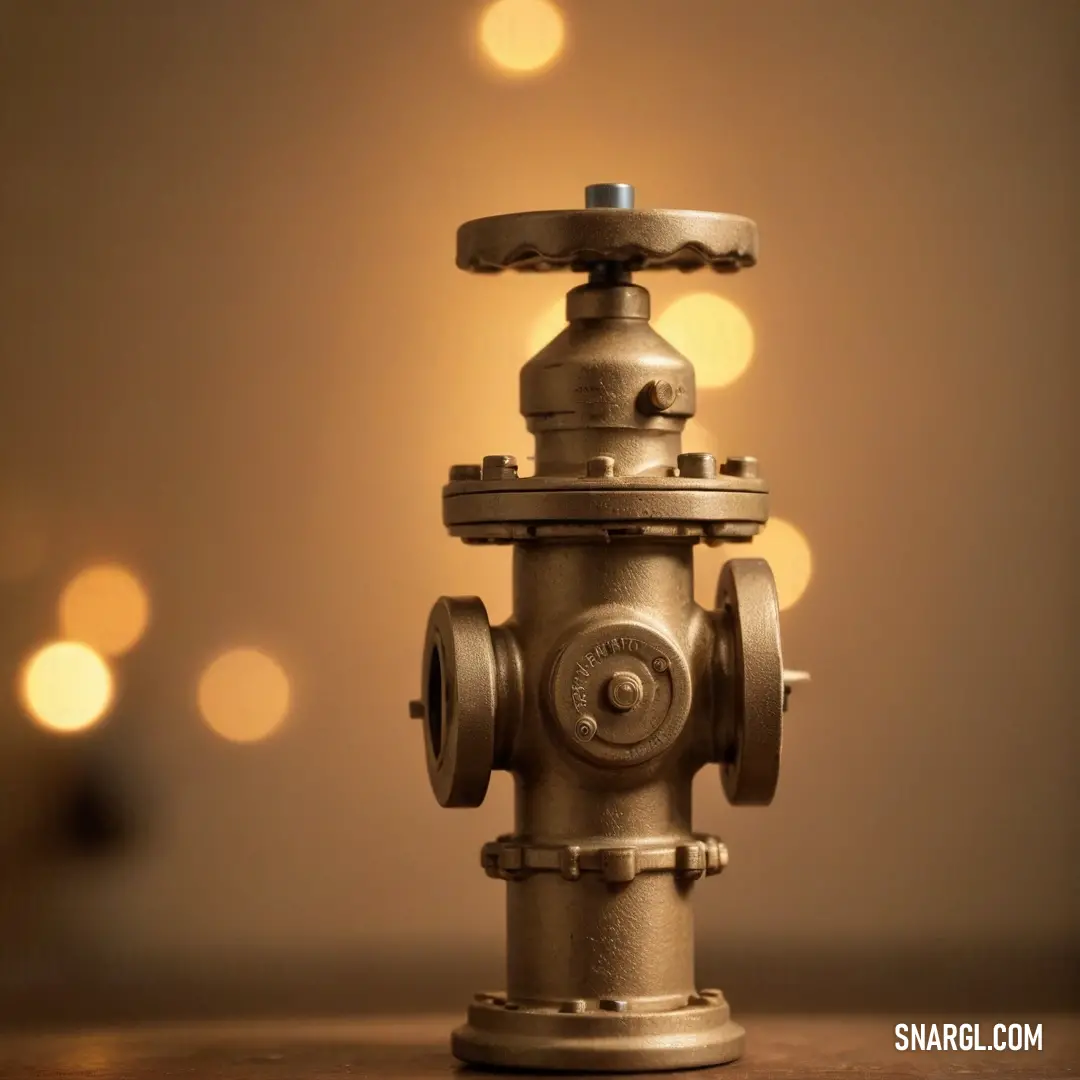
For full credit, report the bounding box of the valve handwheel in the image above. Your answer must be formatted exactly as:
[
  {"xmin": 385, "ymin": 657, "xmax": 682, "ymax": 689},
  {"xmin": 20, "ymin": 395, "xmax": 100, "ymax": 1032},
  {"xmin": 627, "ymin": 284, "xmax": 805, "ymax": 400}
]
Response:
[
  {"xmin": 456, "ymin": 182, "xmax": 758, "ymax": 275},
  {"xmin": 715, "ymin": 559, "xmax": 785, "ymax": 806}
]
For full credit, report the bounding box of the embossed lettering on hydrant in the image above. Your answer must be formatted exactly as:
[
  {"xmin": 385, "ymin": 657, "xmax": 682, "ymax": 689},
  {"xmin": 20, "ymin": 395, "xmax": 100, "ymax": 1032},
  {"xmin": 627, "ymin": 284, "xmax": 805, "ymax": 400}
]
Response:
[{"xmin": 572, "ymin": 637, "xmax": 643, "ymax": 714}]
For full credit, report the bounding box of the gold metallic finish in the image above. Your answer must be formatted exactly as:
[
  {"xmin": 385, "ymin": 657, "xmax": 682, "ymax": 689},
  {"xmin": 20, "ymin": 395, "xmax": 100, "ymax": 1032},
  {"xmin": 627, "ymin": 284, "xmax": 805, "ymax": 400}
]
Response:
[{"xmin": 415, "ymin": 186, "xmax": 808, "ymax": 1071}]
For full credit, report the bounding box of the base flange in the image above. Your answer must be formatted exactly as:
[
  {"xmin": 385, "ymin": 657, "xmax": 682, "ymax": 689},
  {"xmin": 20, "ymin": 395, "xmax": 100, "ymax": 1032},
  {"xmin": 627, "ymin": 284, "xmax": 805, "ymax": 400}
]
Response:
[{"xmin": 451, "ymin": 990, "xmax": 745, "ymax": 1073}]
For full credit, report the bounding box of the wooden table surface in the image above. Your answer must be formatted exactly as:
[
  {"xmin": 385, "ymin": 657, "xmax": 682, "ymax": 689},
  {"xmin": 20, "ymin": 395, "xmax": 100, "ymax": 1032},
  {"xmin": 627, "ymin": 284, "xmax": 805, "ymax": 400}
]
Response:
[{"xmin": 0, "ymin": 1015, "xmax": 1076, "ymax": 1079}]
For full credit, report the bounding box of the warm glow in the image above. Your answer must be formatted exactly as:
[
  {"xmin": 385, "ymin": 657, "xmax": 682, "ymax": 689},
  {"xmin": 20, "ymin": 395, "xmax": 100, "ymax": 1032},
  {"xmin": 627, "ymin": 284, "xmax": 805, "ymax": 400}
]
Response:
[
  {"xmin": 528, "ymin": 296, "xmax": 567, "ymax": 356},
  {"xmin": 197, "ymin": 647, "xmax": 291, "ymax": 743},
  {"xmin": 19, "ymin": 641, "xmax": 114, "ymax": 734},
  {"xmin": 0, "ymin": 497, "xmax": 48, "ymax": 582},
  {"xmin": 656, "ymin": 293, "xmax": 755, "ymax": 389},
  {"xmin": 479, "ymin": 0, "xmax": 565, "ymax": 75},
  {"xmin": 695, "ymin": 516, "xmax": 813, "ymax": 612},
  {"xmin": 748, "ymin": 517, "xmax": 813, "ymax": 609},
  {"xmin": 56, "ymin": 1040, "xmax": 117, "ymax": 1074},
  {"xmin": 682, "ymin": 417, "xmax": 716, "ymax": 455},
  {"xmin": 59, "ymin": 563, "xmax": 150, "ymax": 657}
]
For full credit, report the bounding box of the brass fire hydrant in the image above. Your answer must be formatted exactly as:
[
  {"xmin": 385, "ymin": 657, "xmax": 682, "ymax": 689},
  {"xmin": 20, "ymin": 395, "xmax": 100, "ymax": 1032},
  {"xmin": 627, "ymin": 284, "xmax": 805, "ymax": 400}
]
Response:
[{"xmin": 412, "ymin": 184, "xmax": 807, "ymax": 1072}]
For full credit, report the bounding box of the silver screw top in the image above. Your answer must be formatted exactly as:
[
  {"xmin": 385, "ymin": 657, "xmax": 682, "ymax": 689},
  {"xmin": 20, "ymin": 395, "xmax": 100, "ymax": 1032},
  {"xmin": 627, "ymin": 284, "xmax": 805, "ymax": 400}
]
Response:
[{"xmin": 585, "ymin": 183, "xmax": 635, "ymax": 209}]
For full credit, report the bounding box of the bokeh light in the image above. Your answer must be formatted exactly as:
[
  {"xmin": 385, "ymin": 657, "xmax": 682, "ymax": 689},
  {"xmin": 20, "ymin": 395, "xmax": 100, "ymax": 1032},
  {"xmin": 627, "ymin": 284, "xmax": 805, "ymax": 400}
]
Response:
[
  {"xmin": 59, "ymin": 563, "xmax": 150, "ymax": 657},
  {"xmin": 655, "ymin": 292, "xmax": 755, "ymax": 389},
  {"xmin": 197, "ymin": 647, "xmax": 291, "ymax": 744},
  {"xmin": 479, "ymin": 0, "xmax": 565, "ymax": 75},
  {"xmin": 528, "ymin": 296, "xmax": 567, "ymax": 356},
  {"xmin": 695, "ymin": 516, "xmax": 813, "ymax": 612},
  {"xmin": 19, "ymin": 641, "xmax": 114, "ymax": 734}
]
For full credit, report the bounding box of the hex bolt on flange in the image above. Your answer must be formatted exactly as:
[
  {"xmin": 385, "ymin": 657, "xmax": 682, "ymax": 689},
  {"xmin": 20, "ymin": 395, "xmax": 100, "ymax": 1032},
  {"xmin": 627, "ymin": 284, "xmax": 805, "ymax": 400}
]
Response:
[
  {"xmin": 414, "ymin": 184, "xmax": 810, "ymax": 1072},
  {"xmin": 720, "ymin": 455, "xmax": 759, "ymax": 479},
  {"xmin": 482, "ymin": 454, "xmax": 518, "ymax": 480},
  {"xmin": 449, "ymin": 463, "xmax": 483, "ymax": 482},
  {"xmin": 585, "ymin": 455, "xmax": 616, "ymax": 478},
  {"xmin": 678, "ymin": 452, "xmax": 718, "ymax": 479}
]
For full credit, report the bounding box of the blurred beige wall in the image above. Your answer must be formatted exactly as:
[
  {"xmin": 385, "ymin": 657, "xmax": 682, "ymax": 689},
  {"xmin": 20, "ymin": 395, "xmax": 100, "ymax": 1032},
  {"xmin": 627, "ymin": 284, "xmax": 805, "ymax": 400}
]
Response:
[{"xmin": 0, "ymin": 0, "xmax": 1076, "ymax": 1010}]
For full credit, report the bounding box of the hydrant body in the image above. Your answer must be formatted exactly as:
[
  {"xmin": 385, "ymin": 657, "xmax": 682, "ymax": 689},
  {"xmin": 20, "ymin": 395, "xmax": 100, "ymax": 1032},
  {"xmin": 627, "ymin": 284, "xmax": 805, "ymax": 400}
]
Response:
[{"xmin": 415, "ymin": 185, "xmax": 805, "ymax": 1072}]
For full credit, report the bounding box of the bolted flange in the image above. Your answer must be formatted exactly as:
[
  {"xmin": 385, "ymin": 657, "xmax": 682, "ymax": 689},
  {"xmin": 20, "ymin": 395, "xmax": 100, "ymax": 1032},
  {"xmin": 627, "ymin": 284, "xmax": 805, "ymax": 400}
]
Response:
[
  {"xmin": 713, "ymin": 559, "xmax": 785, "ymax": 806},
  {"xmin": 421, "ymin": 597, "xmax": 497, "ymax": 808}
]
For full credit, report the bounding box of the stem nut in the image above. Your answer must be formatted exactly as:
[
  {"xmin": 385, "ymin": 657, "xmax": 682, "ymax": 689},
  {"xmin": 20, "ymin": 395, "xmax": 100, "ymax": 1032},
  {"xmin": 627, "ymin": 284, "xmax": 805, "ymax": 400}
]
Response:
[{"xmin": 585, "ymin": 183, "xmax": 635, "ymax": 209}]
